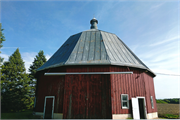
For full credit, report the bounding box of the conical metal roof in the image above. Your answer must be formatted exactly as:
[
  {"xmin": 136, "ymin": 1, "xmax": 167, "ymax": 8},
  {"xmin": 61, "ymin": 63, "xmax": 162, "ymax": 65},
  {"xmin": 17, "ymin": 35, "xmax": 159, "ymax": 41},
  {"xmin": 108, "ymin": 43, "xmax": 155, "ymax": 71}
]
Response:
[{"xmin": 37, "ymin": 19, "xmax": 155, "ymax": 76}]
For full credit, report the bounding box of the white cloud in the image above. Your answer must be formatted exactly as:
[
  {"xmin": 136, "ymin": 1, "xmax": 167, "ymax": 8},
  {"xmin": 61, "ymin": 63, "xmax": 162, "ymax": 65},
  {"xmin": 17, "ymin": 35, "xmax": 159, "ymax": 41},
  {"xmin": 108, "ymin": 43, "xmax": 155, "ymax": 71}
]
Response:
[
  {"xmin": 22, "ymin": 52, "xmax": 37, "ymax": 73},
  {"xmin": 132, "ymin": 32, "xmax": 179, "ymax": 99},
  {"xmin": 1, "ymin": 51, "xmax": 51, "ymax": 73},
  {"xmin": 150, "ymin": 36, "xmax": 180, "ymax": 46},
  {"xmin": 22, "ymin": 52, "xmax": 52, "ymax": 73},
  {"xmin": 45, "ymin": 54, "xmax": 51, "ymax": 61},
  {"xmin": 154, "ymin": 75, "xmax": 179, "ymax": 99},
  {"xmin": 149, "ymin": 2, "xmax": 165, "ymax": 11},
  {"xmin": 2, "ymin": 47, "xmax": 20, "ymax": 49},
  {"xmin": 0, "ymin": 53, "xmax": 9, "ymax": 62}
]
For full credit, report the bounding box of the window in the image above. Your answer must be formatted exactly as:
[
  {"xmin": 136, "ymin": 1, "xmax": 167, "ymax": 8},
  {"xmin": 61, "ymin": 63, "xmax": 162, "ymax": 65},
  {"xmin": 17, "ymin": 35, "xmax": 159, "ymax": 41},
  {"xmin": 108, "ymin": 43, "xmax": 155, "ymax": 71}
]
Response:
[
  {"xmin": 151, "ymin": 96, "xmax": 154, "ymax": 109},
  {"xmin": 121, "ymin": 94, "xmax": 129, "ymax": 109}
]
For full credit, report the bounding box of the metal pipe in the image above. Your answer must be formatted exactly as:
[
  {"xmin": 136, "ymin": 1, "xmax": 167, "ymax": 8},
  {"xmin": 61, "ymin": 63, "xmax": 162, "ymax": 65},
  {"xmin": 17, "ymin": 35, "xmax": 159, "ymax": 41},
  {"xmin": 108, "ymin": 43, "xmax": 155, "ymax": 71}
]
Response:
[{"xmin": 44, "ymin": 71, "xmax": 133, "ymax": 75}]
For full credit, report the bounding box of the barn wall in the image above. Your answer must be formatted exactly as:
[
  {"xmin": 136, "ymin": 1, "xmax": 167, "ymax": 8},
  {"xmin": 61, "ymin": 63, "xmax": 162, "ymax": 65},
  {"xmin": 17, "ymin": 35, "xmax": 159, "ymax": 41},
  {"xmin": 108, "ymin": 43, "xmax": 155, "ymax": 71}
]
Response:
[
  {"xmin": 35, "ymin": 65, "xmax": 157, "ymax": 119},
  {"xmin": 110, "ymin": 66, "xmax": 157, "ymax": 115},
  {"xmin": 63, "ymin": 66, "xmax": 112, "ymax": 119},
  {"xmin": 143, "ymin": 72, "xmax": 158, "ymax": 113},
  {"xmin": 35, "ymin": 75, "xmax": 65, "ymax": 114}
]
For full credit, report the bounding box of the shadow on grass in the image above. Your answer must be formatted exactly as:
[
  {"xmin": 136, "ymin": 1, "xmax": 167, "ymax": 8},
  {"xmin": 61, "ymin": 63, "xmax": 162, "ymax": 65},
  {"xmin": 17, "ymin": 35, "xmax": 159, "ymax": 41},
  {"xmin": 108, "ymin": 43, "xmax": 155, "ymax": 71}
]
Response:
[
  {"xmin": 158, "ymin": 114, "xmax": 179, "ymax": 119},
  {"xmin": 1, "ymin": 110, "xmax": 41, "ymax": 119}
]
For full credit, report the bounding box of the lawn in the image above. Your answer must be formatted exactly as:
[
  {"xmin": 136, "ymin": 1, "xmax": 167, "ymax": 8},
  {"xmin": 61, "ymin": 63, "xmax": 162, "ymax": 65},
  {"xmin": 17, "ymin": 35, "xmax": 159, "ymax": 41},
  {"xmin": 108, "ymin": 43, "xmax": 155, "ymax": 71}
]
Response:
[
  {"xmin": 1, "ymin": 110, "xmax": 41, "ymax": 119},
  {"xmin": 1, "ymin": 104, "xmax": 180, "ymax": 119}
]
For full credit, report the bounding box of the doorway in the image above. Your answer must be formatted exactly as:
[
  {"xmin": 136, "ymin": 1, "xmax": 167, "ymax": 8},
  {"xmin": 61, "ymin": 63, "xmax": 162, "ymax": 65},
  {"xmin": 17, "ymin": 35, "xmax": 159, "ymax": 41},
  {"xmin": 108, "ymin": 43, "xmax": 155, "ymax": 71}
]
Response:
[
  {"xmin": 131, "ymin": 97, "xmax": 147, "ymax": 119},
  {"xmin": 43, "ymin": 96, "xmax": 55, "ymax": 119},
  {"xmin": 138, "ymin": 98, "xmax": 146, "ymax": 119}
]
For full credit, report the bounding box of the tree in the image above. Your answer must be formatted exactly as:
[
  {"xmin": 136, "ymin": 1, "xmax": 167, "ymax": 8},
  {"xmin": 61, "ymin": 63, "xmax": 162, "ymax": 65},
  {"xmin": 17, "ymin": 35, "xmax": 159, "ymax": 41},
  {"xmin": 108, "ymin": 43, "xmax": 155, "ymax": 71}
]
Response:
[
  {"xmin": 0, "ymin": 23, "xmax": 6, "ymax": 63},
  {"xmin": 1, "ymin": 48, "xmax": 31, "ymax": 112},
  {"xmin": 29, "ymin": 50, "xmax": 47, "ymax": 95}
]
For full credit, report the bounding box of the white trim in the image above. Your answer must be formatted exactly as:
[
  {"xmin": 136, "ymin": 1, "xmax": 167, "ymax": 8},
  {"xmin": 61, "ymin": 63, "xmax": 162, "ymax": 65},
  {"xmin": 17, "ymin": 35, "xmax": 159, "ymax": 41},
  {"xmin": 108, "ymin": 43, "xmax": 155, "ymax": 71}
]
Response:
[
  {"xmin": 136, "ymin": 96, "xmax": 147, "ymax": 119},
  {"xmin": 43, "ymin": 96, "xmax": 55, "ymax": 119},
  {"xmin": 121, "ymin": 94, "xmax": 129, "ymax": 109},
  {"xmin": 44, "ymin": 71, "xmax": 133, "ymax": 75},
  {"xmin": 150, "ymin": 96, "xmax": 154, "ymax": 109}
]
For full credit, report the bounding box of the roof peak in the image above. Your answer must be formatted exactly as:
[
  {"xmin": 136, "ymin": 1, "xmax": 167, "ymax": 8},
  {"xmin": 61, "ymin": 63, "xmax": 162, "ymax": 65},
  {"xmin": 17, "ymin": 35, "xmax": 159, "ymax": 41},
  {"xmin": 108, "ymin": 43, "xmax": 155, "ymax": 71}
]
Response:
[{"xmin": 90, "ymin": 18, "xmax": 98, "ymax": 29}]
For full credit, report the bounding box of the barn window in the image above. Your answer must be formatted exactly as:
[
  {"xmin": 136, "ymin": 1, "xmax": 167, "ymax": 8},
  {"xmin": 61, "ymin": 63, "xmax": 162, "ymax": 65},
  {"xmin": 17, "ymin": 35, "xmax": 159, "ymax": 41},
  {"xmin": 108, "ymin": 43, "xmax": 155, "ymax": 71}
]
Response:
[
  {"xmin": 151, "ymin": 96, "xmax": 154, "ymax": 109},
  {"xmin": 121, "ymin": 94, "xmax": 129, "ymax": 109}
]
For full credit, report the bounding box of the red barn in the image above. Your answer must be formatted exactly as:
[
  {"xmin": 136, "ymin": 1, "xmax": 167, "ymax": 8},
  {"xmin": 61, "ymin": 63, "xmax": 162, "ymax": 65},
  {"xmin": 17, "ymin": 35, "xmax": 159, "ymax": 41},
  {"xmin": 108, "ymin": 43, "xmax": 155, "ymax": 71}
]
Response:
[{"xmin": 34, "ymin": 18, "xmax": 158, "ymax": 119}]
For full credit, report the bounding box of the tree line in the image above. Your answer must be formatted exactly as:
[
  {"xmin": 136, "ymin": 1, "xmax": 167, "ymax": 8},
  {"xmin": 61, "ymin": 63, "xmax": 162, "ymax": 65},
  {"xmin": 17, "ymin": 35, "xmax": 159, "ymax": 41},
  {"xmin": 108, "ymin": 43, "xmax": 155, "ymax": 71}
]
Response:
[
  {"xmin": 156, "ymin": 98, "xmax": 179, "ymax": 104},
  {"xmin": 1, "ymin": 24, "xmax": 47, "ymax": 112}
]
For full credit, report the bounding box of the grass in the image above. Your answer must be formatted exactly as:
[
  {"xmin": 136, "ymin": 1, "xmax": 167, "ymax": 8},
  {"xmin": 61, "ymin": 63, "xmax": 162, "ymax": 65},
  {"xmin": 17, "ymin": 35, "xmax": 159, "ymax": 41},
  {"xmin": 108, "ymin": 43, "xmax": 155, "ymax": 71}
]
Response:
[
  {"xmin": 158, "ymin": 114, "xmax": 179, "ymax": 119},
  {"xmin": 1, "ymin": 103, "xmax": 179, "ymax": 119},
  {"xmin": 157, "ymin": 103, "xmax": 180, "ymax": 119},
  {"xmin": 1, "ymin": 110, "xmax": 41, "ymax": 119}
]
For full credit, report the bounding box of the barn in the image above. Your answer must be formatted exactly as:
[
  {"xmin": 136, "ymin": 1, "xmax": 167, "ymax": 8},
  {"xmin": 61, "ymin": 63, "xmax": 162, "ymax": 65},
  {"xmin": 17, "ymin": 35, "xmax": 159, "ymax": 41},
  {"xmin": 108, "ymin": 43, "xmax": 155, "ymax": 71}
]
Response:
[{"xmin": 34, "ymin": 18, "xmax": 158, "ymax": 119}]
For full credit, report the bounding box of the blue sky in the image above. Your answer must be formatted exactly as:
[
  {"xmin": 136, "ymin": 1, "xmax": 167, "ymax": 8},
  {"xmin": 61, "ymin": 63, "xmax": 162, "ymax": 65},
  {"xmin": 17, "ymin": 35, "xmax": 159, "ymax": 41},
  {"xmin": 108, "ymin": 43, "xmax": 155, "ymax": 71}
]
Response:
[{"xmin": 1, "ymin": 0, "xmax": 180, "ymax": 99}]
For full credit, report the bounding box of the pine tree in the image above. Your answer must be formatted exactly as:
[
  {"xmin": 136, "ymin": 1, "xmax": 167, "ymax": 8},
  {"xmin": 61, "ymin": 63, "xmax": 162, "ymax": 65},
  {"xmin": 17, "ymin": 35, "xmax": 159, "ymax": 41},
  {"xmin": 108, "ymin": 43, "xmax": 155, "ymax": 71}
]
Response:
[
  {"xmin": 0, "ymin": 23, "xmax": 6, "ymax": 63},
  {"xmin": 29, "ymin": 50, "xmax": 47, "ymax": 95},
  {"xmin": 1, "ymin": 48, "xmax": 31, "ymax": 112}
]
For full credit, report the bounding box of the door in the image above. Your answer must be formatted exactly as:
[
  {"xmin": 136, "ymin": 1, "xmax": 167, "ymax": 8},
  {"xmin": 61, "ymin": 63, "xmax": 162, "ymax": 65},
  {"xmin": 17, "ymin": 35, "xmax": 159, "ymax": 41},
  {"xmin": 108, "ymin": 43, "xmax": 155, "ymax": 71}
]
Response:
[
  {"xmin": 43, "ymin": 96, "xmax": 55, "ymax": 119},
  {"xmin": 131, "ymin": 98, "xmax": 140, "ymax": 119}
]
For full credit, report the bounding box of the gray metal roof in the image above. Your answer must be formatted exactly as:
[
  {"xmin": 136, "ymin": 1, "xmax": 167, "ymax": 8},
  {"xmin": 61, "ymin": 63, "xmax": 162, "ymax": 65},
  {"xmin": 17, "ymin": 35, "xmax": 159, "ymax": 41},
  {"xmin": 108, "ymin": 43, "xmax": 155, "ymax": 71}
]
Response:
[{"xmin": 37, "ymin": 29, "xmax": 155, "ymax": 76}]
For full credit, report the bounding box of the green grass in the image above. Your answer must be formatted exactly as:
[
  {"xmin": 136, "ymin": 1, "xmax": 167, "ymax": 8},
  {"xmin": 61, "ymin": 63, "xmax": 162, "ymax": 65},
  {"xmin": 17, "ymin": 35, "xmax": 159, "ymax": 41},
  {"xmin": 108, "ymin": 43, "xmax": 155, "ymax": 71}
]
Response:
[
  {"xmin": 158, "ymin": 114, "xmax": 179, "ymax": 119},
  {"xmin": 1, "ymin": 110, "xmax": 41, "ymax": 119}
]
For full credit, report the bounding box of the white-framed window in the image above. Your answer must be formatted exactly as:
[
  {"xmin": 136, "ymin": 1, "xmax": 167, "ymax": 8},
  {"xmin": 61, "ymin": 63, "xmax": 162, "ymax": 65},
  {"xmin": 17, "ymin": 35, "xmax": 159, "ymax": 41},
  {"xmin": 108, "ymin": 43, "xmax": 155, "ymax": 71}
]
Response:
[
  {"xmin": 121, "ymin": 94, "xmax": 129, "ymax": 109},
  {"xmin": 151, "ymin": 96, "xmax": 154, "ymax": 109}
]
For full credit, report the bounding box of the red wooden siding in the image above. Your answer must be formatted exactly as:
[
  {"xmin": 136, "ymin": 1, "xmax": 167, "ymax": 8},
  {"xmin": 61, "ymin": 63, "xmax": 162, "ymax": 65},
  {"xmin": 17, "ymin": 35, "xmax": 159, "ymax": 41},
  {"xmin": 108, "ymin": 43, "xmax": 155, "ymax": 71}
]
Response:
[
  {"xmin": 63, "ymin": 66, "xmax": 112, "ymax": 119},
  {"xmin": 35, "ymin": 75, "xmax": 65, "ymax": 113},
  {"xmin": 143, "ymin": 72, "xmax": 157, "ymax": 113},
  {"xmin": 35, "ymin": 65, "xmax": 157, "ymax": 118},
  {"xmin": 110, "ymin": 66, "xmax": 157, "ymax": 114}
]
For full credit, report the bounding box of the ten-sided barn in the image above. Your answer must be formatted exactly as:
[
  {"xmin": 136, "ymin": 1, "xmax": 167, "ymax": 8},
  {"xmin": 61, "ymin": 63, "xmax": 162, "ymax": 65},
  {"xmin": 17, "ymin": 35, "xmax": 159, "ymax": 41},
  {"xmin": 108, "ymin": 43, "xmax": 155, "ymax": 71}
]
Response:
[{"xmin": 34, "ymin": 18, "xmax": 158, "ymax": 119}]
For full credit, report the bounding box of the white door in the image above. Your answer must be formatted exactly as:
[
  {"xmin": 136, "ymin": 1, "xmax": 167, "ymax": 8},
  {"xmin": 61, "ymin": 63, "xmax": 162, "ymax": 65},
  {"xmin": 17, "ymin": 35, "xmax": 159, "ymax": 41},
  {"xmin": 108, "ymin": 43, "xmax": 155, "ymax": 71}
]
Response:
[
  {"xmin": 131, "ymin": 98, "xmax": 140, "ymax": 119},
  {"xmin": 43, "ymin": 96, "xmax": 55, "ymax": 119}
]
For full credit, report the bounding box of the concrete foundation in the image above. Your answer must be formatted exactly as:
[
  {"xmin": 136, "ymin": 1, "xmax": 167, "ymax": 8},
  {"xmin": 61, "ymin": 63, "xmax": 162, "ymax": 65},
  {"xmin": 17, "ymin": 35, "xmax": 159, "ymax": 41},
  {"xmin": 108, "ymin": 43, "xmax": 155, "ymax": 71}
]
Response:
[
  {"xmin": 112, "ymin": 112, "xmax": 158, "ymax": 119},
  {"xmin": 34, "ymin": 112, "xmax": 63, "ymax": 119},
  {"xmin": 112, "ymin": 114, "xmax": 132, "ymax": 119},
  {"xmin": 147, "ymin": 112, "xmax": 158, "ymax": 119}
]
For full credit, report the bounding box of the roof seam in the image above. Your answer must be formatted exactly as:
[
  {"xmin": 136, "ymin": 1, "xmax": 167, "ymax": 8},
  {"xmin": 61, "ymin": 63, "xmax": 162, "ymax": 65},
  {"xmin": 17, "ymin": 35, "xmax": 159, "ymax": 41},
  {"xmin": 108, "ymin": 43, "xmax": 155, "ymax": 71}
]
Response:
[
  {"xmin": 100, "ymin": 32, "xmax": 102, "ymax": 60},
  {"xmin": 94, "ymin": 31, "xmax": 96, "ymax": 61},
  {"xmin": 111, "ymin": 34, "xmax": 126, "ymax": 62},
  {"xmin": 117, "ymin": 37, "xmax": 149, "ymax": 69},
  {"xmin": 116, "ymin": 36, "xmax": 139, "ymax": 64},
  {"xmin": 100, "ymin": 31, "xmax": 111, "ymax": 63},
  {"xmin": 88, "ymin": 31, "xmax": 92, "ymax": 60},
  {"xmin": 108, "ymin": 33, "xmax": 121, "ymax": 61},
  {"xmin": 105, "ymin": 32, "xmax": 117, "ymax": 61},
  {"xmin": 117, "ymin": 37, "xmax": 133, "ymax": 63},
  {"xmin": 65, "ymin": 33, "xmax": 82, "ymax": 64},
  {"xmin": 74, "ymin": 34, "xmax": 82, "ymax": 62},
  {"xmin": 81, "ymin": 31, "xmax": 86, "ymax": 61},
  {"xmin": 102, "ymin": 31, "xmax": 116, "ymax": 61}
]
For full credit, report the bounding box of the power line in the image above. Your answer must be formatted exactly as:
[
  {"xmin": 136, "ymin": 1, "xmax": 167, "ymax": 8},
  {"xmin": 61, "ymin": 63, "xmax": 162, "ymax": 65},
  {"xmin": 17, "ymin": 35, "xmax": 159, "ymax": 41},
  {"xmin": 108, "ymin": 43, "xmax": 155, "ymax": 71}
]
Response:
[{"xmin": 155, "ymin": 72, "xmax": 180, "ymax": 76}]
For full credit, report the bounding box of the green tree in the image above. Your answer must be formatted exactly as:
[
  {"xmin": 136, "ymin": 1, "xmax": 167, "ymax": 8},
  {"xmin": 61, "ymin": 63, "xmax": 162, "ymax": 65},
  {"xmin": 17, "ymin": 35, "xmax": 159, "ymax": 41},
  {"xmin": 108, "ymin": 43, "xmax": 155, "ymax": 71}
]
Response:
[
  {"xmin": 29, "ymin": 50, "xmax": 47, "ymax": 95},
  {"xmin": 0, "ymin": 23, "xmax": 6, "ymax": 63},
  {"xmin": 1, "ymin": 48, "xmax": 31, "ymax": 112}
]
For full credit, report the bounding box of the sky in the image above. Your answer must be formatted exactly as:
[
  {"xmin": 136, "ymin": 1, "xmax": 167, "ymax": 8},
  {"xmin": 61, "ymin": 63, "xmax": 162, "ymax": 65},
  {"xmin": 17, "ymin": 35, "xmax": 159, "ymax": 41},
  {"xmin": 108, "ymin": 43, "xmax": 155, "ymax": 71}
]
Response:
[{"xmin": 1, "ymin": 0, "xmax": 180, "ymax": 99}]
